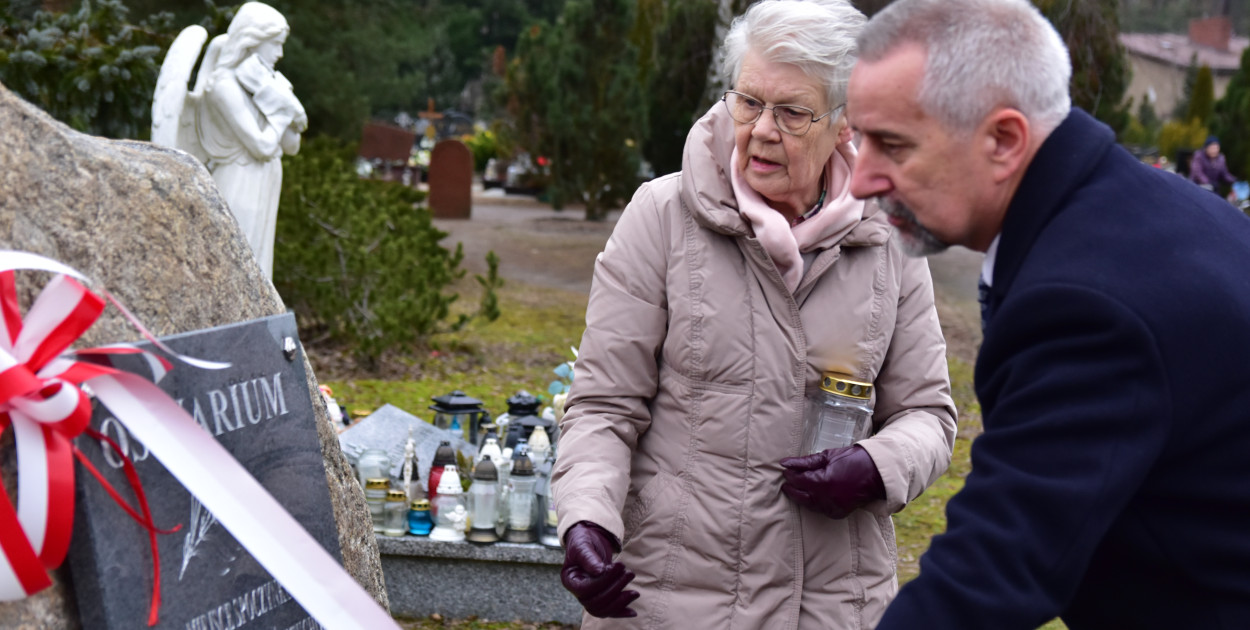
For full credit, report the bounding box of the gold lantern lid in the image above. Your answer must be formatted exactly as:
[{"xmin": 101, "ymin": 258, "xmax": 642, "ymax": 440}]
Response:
[
  {"xmin": 386, "ymin": 489, "xmax": 408, "ymax": 502},
  {"xmin": 365, "ymin": 478, "xmax": 390, "ymax": 489},
  {"xmin": 411, "ymin": 499, "xmax": 431, "ymax": 510},
  {"xmin": 819, "ymin": 373, "xmax": 873, "ymax": 400}
]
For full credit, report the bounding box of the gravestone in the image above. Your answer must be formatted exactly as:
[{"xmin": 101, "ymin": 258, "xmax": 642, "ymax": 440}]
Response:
[
  {"xmin": 428, "ymin": 139, "xmax": 473, "ymax": 219},
  {"xmin": 0, "ymin": 82, "xmax": 386, "ymax": 627},
  {"xmin": 339, "ymin": 404, "xmax": 479, "ymax": 489},
  {"xmin": 359, "ymin": 122, "xmax": 417, "ymax": 183},
  {"xmin": 69, "ymin": 313, "xmax": 342, "ymax": 629}
]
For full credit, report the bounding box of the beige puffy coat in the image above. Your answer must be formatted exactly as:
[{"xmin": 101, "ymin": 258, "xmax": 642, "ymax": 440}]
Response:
[{"xmin": 553, "ymin": 106, "xmax": 957, "ymax": 630}]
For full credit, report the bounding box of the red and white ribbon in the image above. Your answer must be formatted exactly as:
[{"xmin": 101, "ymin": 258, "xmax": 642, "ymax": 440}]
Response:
[{"xmin": 0, "ymin": 251, "xmax": 398, "ymax": 629}]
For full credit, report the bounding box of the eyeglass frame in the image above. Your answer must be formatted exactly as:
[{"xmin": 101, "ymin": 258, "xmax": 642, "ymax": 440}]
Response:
[{"xmin": 721, "ymin": 90, "xmax": 845, "ymax": 137}]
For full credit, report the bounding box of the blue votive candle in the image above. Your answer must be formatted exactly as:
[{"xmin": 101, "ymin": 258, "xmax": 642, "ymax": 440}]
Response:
[{"xmin": 408, "ymin": 499, "xmax": 433, "ymax": 536}]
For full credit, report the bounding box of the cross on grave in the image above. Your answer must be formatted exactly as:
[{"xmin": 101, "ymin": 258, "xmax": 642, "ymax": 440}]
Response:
[{"xmin": 418, "ymin": 98, "xmax": 443, "ymax": 140}]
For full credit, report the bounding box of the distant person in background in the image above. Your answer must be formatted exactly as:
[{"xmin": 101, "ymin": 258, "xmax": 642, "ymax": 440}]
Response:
[{"xmin": 1189, "ymin": 135, "xmax": 1237, "ymax": 201}]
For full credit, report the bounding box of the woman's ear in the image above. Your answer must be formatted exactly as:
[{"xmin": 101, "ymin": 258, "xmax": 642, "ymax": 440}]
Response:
[{"xmin": 838, "ymin": 121, "xmax": 853, "ymax": 145}]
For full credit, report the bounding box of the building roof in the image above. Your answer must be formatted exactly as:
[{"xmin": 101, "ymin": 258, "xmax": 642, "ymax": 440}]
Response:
[{"xmin": 1120, "ymin": 32, "xmax": 1248, "ymax": 74}]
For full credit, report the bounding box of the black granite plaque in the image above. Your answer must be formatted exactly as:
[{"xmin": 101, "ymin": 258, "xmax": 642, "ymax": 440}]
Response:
[{"xmin": 67, "ymin": 313, "xmax": 340, "ymax": 630}]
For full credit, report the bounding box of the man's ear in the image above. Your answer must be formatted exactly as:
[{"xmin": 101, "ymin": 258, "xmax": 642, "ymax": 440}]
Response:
[
  {"xmin": 838, "ymin": 120, "xmax": 853, "ymax": 145},
  {"xmin": 982, "ymin": 108, "xmax": 1031, "ymax": 184}
]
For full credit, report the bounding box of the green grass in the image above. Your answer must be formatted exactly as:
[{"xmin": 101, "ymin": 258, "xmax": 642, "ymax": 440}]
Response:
[
  {"xmin": 321, "ymin": 282, "xmax": 586, "ymax": 421},
  {"xmin": 328, "ymin": 280, "xmax": 1066, "ymax": 630}
]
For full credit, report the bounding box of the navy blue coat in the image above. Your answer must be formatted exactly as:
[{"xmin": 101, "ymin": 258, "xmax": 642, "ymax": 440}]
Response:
[{"xmin": 877, "ymin": 108, "xmax": 1250, "ymax": 629}]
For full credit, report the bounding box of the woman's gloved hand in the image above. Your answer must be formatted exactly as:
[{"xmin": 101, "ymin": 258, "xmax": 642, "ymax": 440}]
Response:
[
  {"xmin": 780, "ymin": 445, "xmax": 886, "ymax": 519},
  {"xmin": 560, "ymin": 521, "xmax": 640, "ymax": 618}
]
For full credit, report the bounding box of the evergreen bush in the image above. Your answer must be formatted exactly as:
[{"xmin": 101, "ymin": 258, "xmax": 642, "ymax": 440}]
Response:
[
  {"xmin": 1188, "ymin": 65, "xmax": 1215, "ymax": 127},
  {"xmin": 1158, "ymin": 117, "xmax": 1208, "ymax": 169},
  {"xmin": 275, "ymin": 137, "xmax": 501, "ymax": 369},
  {"xmin": 1214, "ymin": 48, "xmax": 1250, "ymax": 179},
  {"xmin": 463, "ymin": 126, "xmax": 506, "ymax": 173},
  {"xmin": 0, "ymin": 0, "xmax": 176, "ymax": 140},
  {"xmin": 508, "ymin": 0, "xmax": 646, "ymax": 221}
]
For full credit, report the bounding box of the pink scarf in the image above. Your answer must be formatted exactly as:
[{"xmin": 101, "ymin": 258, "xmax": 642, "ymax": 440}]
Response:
[{"xmin": 730, "ymin": 142, "xmax": 864, "ymax": 293}]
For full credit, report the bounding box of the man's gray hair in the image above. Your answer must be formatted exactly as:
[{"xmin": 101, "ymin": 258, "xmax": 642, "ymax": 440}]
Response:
[
  {"xmin": 857, "ymin": 0, "xmax": 1071, "ymax": 137},
  {"xmin": 721, "ymin": 0, "xmax": 866, "ymax": 115}
]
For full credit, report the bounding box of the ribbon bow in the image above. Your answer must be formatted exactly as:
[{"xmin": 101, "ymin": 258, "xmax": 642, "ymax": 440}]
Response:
[
  {"xmin": 0, "ymin": 270, "xmax": 178, "ymax": 624},
  {"xmin": 0, "ymin": 252, "xmax": 400, "ymax": 630}
]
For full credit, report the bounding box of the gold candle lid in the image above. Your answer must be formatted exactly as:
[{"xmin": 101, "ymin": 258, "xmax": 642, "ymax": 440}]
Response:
[
  {"xmin": 386, "ymin": 489, "xmax": 408, "ymax": 502},
  {"xmin": 411, "ymin": 499, "xmax": 431, "ymax": 510},
  {"xmin": 365, "ymin": 478, "xmax": 390, "ymax": 489},
  {"xmin": 819, "ymin": 373, "xmax": 873, "ymax": 400}
]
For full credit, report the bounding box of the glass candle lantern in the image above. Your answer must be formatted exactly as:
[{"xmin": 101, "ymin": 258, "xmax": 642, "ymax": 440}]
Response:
[
  {"xmin": 383, "ymin": 489, "xmax": 409, "ymax": 536},
  {"xmin": 427, "ymin": 440, "xmax": 458, "ymax": 508},
  {"xmin": 504, "ymin": 446, "xmax": 538, "ymax": 543},
  {"xmin": 429, "ymin": 464, "xmax": 466, "ymax": 542},
  {"xmin": 364, "ymin": 478, "xmax": 390, "ymax": 533},
  {"xmin": 356, "ymin": 448, "xmax": 391, "ymax": 488},
  {"xmin": 476, "ymin": 422, "xmax": 499, "ymax": 448},
  {"xmin": 539, "ymin": 502, "xmax": 561, "ymax": 548},
  {"xmin": 501, "ymin": 391, "xmax": 546, "ymax": 449},
  {"xmin": 407, "ymin": 499, "xmax": 433, "ymax": 536},
  {"xmin": 466, "ymin": 458, "xmax": 500, "ymax": 544},
  {"xmin": 429, "ymin": 390, "xmax": 489, "ymax": 444},
  {"xmin": 478, "ymin": 436, "xmax": 503, "ymax": 468},
  {"xmin": 534, "ymin": 446, "xmax": 561, "ymax": 548},
  {"xmin": 528, "ymin": 425, "xmax": 551, "ymax": 464},
  {"xmin": 802, "ymin": 373, "xmax": 874, "ymax": 455}
]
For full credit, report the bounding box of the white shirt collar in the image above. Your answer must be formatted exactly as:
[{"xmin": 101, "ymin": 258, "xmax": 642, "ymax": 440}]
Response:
[{"xmin": 980, "ymin": 234, "xmax": 1001, "ymax": 288}]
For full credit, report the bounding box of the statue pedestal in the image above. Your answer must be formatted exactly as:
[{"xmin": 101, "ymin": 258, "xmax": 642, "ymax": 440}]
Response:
[{"xmin": 376, "ymin": 535, "xmax": 581, "ymax": 623}]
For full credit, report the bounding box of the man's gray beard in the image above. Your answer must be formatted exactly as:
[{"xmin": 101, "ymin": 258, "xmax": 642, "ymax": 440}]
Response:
[{"xmin": 877, "ymin": 197, "xmax": 950, "ymax": 257}]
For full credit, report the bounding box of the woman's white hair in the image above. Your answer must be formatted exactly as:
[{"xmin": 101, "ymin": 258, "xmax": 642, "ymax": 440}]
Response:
[
  {"xmin": 721, "ymin": 0, "xmax": 866, "ymax": 115},
  {"xmin": 857, "ymin": 0, "xmax": 1071, "ymax": 137}
]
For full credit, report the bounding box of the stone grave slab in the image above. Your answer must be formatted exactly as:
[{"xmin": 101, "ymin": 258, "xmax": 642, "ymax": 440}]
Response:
[
  {"xmin": 428, "ymin": 139, "xmax": 473, "ymax": 219},
  {"xmin": 339, "ymin": 404, "xmax": 478, "ymax": 488},
  {"xmin": 68, "ymin": 312, "xmax": 341, "ymax": 630}
]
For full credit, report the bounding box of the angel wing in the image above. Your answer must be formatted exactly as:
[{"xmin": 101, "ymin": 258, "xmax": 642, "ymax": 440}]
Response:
[{"xmin": 152, "ymin": 25, "xmax": 209, "ymax": 161}]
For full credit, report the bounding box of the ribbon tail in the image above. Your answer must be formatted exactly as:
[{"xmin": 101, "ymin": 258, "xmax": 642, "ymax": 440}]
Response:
[
  {"xmin": 76, "ymin": 429, "xmax": 182, "ymax": 626},
  {"xmin": 89, "ymin": 372, "xmax": 399, "ymax": 630},
  {"xmin": 36, "ymin": 428, "xmax": 75, "ymax": 571},
  {"xmin": 0, "ymin": 482, "xmax": 51, "ymax": 600}
]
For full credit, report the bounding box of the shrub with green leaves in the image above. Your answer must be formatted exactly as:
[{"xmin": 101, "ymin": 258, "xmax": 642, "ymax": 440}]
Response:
[
  {"xmin": 1158, "ymin": 117, "xmax": 1208, "ymax": 164},
  {"xmin": 275, "ymin": 137, "xmax": 501, "ymax": 369},
  {"xmin": 0, "ymin": 0, "xmax": 176, "ymax": 140},
  {"xmin": 463, "ymin": 126, "xmax": 507, "ymax": 173}
]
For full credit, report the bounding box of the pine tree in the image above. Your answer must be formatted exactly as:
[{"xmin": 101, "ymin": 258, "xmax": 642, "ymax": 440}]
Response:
[
  {"xmin": 507, "ymin": 0, "xmax": 647, "ymax": 221},
  {"xmin": 1034, "ymin": 0, "xmax": 1132, "ymax": 135},
  {"xmin": 642, "ymin": 0, "xmax": 719, "ymax": 177},
  {"xmin": 1173, "ymin": 53, "xmax": 1199, "ymax": 121},
  {"xmin": 1138, "ymin": 97, "xmax": 1160, "ymax": 134},
  {"xmin": 1187, "ymin": 65, "xmax": 1216, "ymax": 126},
  {"xmin": 1213, "ymin": 48, "xmax": 1250, "ymax": 178},
  {"xmin": 0, "ymin": 0, "xmax": 177, "ymax": 139}
]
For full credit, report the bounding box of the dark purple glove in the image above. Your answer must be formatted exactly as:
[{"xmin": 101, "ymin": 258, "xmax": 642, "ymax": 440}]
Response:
[
  {"xmin": 780, "ymin": 445, "xmax": 886, "ymax": 519},
  {"xmin": 561, "ymin": 521, "xmax": 639, "ymax": 618}
]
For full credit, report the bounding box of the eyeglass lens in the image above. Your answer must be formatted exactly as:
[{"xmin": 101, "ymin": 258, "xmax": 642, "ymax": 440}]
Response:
[{"xmin": 724, "ymin": 92, "xmax": 816, "ymax": 135}]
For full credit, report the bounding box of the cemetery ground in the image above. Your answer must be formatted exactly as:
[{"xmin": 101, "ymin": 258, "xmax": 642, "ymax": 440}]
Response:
[{"xmin": 306, "ymin": 197, "xmax": 1064, "ymax": 630}]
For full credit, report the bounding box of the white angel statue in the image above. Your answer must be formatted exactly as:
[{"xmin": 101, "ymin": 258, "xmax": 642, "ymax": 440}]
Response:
[{"xmin": 152, "ymin": 1, "xmax": 307, "ymax": 281}]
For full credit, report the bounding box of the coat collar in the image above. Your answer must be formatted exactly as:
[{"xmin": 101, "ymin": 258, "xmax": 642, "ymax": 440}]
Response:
[{"xmin": 988, "ymin": 107, "xmax": 1116, "ymax": 303}]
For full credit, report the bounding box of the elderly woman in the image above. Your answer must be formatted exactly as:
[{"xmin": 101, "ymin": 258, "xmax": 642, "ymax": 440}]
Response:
[{"xmin": 552, "ymin": 1, "xmax": 956, "ymax": 628}]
